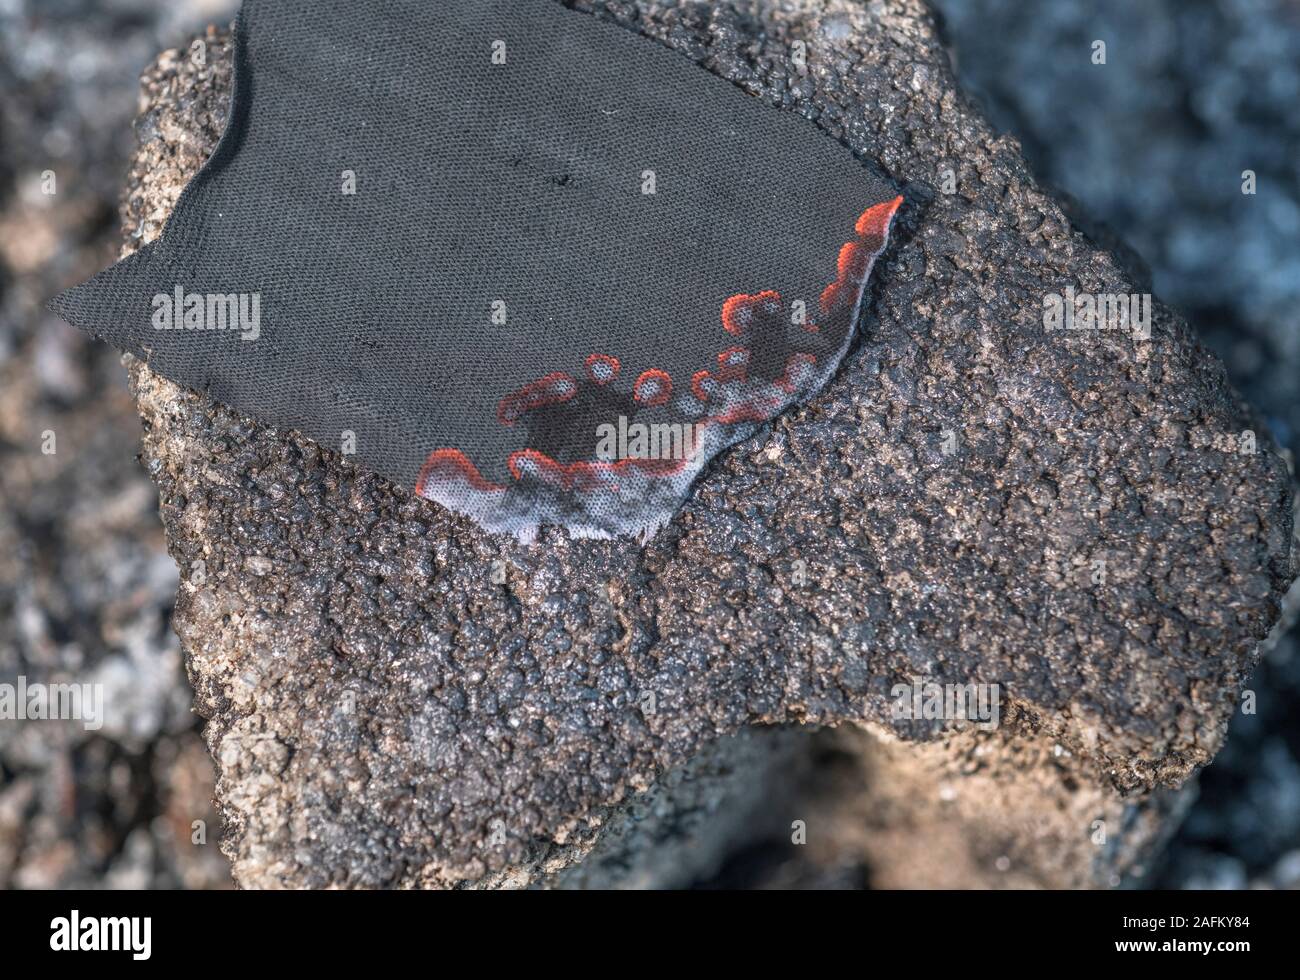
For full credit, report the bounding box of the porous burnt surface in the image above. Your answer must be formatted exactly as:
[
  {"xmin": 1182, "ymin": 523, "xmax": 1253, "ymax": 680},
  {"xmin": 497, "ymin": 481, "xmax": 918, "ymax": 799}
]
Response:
[{"xmin": 117, "ymin": 2, "xmax": 1295, "ymax": 886}]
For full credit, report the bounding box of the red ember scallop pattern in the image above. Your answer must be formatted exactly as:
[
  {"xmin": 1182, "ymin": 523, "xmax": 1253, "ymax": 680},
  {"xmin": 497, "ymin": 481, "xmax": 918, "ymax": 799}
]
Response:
[{"xmin": 416, "ymin": 195, "xmax": 904, "ymax": 532}]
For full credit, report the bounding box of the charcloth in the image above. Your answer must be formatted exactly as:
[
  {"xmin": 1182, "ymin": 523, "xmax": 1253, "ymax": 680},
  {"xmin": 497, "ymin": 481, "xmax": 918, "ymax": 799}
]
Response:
[{"xmin": 50, "ymin": 0, "xmax": 901, "ymax": 539}]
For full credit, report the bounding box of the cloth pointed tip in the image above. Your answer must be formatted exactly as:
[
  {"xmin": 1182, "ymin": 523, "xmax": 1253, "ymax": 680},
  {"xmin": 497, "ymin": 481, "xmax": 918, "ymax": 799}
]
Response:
[
  {"xmin": 47, "ymin": 280, "xmax": 112, "ymax": 346},
  {"xmin": 45, "ymin": 244, "xmax": 158, "ymax": 352},
  {"xmin": 46, "ymin": 281, "xmax": 93, "ymax": 331}
]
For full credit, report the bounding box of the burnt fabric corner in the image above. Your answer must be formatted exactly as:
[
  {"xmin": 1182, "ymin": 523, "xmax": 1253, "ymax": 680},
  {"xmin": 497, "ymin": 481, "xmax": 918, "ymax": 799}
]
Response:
[{"xmin": 49, "ymin": 0, "xmax": 902, "ymax": 540}]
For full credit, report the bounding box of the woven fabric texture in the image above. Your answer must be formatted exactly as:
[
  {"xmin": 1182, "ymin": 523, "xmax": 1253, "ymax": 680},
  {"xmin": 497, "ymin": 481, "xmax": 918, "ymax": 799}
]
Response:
[{"xmin": 50, "ymin": 0, "xmax": 902, "ymax": 540}]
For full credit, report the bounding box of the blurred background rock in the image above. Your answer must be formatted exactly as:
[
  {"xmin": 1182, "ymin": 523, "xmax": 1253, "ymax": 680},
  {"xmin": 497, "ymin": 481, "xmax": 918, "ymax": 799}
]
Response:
[
  {"xmin": 0, "ymin": 0, "xmax": 236, "ymax": 888},
  {"xmin": 0, "ymin": 0, "xmax": 1295, "ymax": 888}
]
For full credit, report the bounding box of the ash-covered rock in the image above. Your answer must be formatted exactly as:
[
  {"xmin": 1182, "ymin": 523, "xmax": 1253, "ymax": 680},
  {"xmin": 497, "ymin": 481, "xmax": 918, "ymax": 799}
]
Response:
[
  {"xmin": 929, "ymin": 0, "xmax": 1300, "ymax": 890},
  {"xmin": 113, "ymin": 0, "xmax": 1295, "ymax": 888}
]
